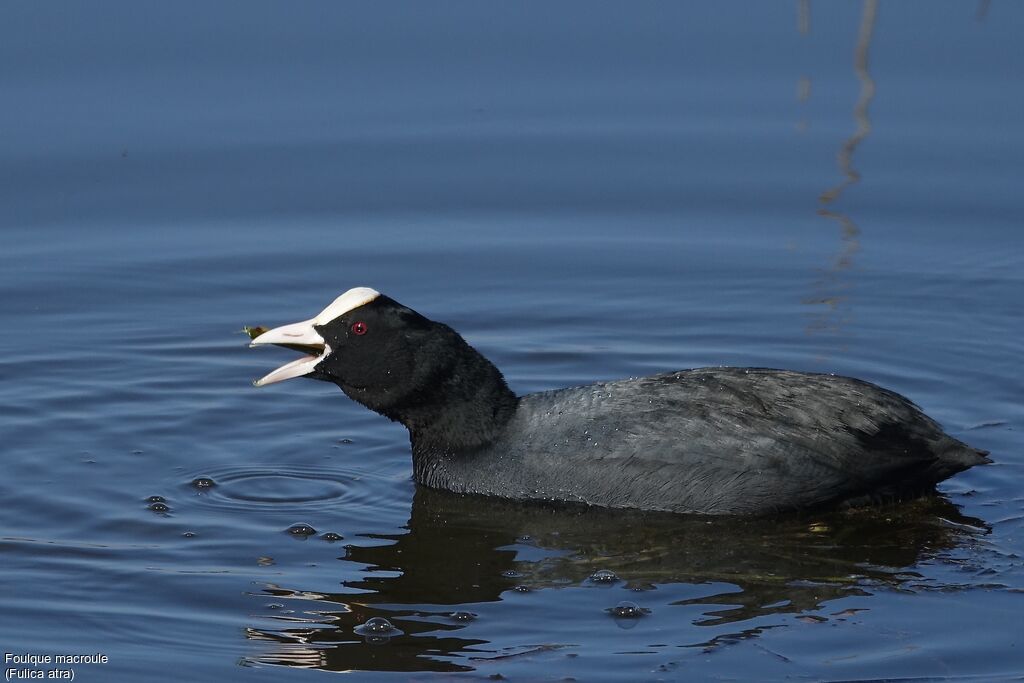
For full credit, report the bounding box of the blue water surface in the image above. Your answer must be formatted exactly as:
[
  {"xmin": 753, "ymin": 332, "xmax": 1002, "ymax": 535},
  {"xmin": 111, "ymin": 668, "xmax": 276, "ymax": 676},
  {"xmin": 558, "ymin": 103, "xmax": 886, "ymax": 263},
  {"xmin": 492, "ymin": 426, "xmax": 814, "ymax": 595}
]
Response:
[{"xmin": 2, "ymin": 2, "xmax": 1022, "ymax": 681}]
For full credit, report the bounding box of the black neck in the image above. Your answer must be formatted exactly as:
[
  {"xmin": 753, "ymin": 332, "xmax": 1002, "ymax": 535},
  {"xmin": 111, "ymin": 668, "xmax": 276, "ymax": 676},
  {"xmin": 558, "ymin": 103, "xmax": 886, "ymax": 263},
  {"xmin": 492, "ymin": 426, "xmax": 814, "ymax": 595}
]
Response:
[{"xmin": 371, "ymin": 336, "xmax": 518, "ymax": 456}]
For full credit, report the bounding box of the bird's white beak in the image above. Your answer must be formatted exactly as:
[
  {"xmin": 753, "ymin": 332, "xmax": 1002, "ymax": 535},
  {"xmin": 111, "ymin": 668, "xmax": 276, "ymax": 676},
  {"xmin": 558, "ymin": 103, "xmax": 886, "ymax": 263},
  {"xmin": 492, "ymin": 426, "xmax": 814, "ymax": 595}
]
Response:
[
  {"xmin": 249, "ymin": 287, "xmax": 381, "ymax": 387},
  {"xmin": 249, "ymin": 320, "xmax": 329, "ymax": 387}
]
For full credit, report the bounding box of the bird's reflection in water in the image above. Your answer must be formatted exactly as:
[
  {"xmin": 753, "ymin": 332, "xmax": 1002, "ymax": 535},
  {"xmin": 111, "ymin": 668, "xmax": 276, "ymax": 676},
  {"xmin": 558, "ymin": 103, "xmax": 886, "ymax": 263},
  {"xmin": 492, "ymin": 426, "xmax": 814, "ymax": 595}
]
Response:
[{"xmin": 246, "ymin": 488, "xmax": 986, "ymax": 673}]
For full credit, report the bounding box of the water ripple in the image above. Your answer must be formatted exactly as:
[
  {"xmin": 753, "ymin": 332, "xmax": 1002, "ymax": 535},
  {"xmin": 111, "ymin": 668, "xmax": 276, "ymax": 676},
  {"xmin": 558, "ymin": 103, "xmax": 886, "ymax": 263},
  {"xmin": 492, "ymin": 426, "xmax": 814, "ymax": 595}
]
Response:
[{"xmin": 183, "ymin": 464, "xmax": 399, "ymax": 515}]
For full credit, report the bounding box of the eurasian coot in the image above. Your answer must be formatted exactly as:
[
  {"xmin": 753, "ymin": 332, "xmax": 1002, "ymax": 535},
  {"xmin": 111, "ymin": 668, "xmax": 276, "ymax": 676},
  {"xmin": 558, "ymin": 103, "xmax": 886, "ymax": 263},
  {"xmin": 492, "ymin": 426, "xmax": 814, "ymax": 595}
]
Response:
[{"xmin": 249, "ymin": 287, "xmax": 989, "ymax": 515}]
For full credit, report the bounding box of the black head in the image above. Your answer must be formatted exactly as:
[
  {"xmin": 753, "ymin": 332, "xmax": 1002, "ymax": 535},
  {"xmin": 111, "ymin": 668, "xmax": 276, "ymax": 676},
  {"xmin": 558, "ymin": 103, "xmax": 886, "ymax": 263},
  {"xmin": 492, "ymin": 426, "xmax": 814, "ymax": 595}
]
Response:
[
  {"xmin": 251, "ymin": 287, "xmax": 518, "ymax": 450},
  {"xmin": 308, "ymin": 295, "xmax": 454, "ymax": 412}
]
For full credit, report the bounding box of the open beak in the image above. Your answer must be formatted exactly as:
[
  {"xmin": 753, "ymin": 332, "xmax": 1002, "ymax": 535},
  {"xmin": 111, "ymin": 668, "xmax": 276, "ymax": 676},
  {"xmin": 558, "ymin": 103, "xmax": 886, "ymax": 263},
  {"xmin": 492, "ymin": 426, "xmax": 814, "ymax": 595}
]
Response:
[{"xmin": 249, "ymin": 319, "xmax": 330, "ymax": 387}]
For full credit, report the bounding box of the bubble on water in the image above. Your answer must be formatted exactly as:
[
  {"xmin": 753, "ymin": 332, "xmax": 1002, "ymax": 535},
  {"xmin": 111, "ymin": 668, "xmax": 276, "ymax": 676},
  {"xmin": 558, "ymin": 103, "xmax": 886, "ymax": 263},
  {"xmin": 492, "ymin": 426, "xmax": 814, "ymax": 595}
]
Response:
[
  {"xmin": 449, "ymin": 611, "xmax": 477, "ymax": 622},
  {"xmin": 148, "ymin": 501, "xmax": 170, "ymax": 513},
  {"xmin": 354, "ymin": 617, "xmax": 403, "ymax": 643},
  {"xmin": 286, "ymin": 523, "xmax": 317, "ymax": 537},
  {"xmin": 191, "ymin": 477, "xmax": 216, "ymax": 490},
  {"xmin": 589, "ymin": 569, "xmax": 619, "ymax": 584},
  {"xmin": 512, "ymin": 584, "xmax": 531, "ymax": 593},
  {"xmin": 182, "ymin": 531, "xmax": 196, "ymax": 538},
  {"xmin": 363, "ymin": 617, "xmax": 395, "ymax": 633},
  {"xmin": 146, "ymin": 495, "xmax": 166, "ymax": 503},
  {"xmin": 321, "ymin": 532, "xmax": 343, "ymax": 542},
  {"xmin": 501, "ymin": 570, "xmax": 523, "ymax": 579},
  {"xmin": 607, "ymin": 601, "xmax": 649, "ymax": 619}
]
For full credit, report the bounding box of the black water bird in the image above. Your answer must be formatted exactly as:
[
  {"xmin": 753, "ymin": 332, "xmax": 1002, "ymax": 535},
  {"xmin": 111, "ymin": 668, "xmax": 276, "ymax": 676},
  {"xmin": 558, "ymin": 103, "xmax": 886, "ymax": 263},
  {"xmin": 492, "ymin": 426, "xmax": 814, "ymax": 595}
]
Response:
[{"xmin": 249, "ymin": 287, "xmax": 989, "ymax": 515}]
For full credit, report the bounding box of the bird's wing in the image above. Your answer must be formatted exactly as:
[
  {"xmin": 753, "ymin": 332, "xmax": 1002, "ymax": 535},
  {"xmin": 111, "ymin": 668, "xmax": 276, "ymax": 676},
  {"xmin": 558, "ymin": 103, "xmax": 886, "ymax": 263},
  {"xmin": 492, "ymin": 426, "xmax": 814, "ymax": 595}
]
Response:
[{"xmin": 516, "ymin": 369, "xmax": 957, "ymax": 513}]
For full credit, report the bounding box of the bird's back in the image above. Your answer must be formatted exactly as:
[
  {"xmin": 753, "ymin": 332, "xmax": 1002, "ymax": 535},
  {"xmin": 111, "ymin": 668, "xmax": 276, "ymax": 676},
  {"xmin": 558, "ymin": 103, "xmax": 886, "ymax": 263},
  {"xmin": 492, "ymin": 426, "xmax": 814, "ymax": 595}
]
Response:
[{"xmin": 431, "ymin": 368, "xmax": 988, "ymax": 514}]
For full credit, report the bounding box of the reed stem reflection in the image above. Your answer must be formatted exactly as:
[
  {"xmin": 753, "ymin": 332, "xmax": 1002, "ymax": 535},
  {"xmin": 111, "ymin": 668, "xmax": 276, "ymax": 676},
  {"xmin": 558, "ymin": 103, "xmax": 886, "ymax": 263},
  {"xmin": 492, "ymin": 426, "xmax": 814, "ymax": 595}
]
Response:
[{"xmin": 805, "ymin": 0, "xmax": 877, "ymax": 341}]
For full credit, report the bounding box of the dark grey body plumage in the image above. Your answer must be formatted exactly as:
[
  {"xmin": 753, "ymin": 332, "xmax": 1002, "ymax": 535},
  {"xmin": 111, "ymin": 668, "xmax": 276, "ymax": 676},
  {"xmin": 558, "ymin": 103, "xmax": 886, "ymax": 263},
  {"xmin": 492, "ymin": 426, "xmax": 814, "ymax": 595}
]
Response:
[
  {"xmin": 260, "ymin": 293, "xmax": 989, "ymax": 515},
  {"xmin": 412, "ymin": 368, "xmax": 986, "ymax": 515}
]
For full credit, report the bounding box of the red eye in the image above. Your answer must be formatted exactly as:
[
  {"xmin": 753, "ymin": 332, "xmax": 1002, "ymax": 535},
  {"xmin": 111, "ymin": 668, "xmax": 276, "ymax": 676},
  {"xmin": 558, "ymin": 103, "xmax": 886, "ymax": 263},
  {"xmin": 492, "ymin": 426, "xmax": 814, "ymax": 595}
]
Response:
[{"xmin": 351, "ymin": 321, "xmax": 368, "ymax": 336}]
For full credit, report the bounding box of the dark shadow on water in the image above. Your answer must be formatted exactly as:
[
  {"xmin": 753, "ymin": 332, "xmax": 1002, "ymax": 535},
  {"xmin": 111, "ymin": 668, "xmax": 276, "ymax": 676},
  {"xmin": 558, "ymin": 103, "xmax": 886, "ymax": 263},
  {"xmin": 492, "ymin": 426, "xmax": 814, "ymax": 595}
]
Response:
[{"xmin": 246, "ymin": 488, "xmax": 987, "ymax": 673}]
